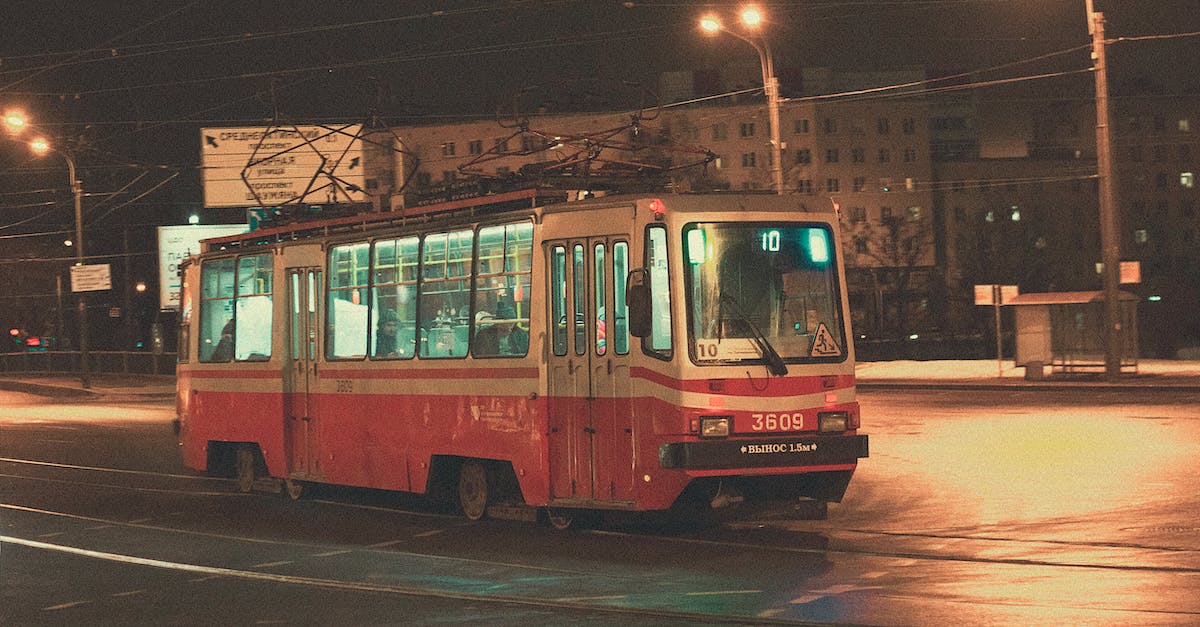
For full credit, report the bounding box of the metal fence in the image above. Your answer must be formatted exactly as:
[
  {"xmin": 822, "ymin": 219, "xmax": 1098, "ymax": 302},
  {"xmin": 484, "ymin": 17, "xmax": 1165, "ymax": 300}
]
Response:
[{"xmin": 0, "ymin": 351, "xmax": 177, "ymax": 376}]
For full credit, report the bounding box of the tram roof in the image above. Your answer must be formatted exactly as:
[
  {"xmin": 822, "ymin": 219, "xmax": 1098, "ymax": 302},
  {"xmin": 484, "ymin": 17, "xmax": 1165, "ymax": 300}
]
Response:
[{"xmin": 199, "ymin": 189, "xmax": 834, "ymax": 252}]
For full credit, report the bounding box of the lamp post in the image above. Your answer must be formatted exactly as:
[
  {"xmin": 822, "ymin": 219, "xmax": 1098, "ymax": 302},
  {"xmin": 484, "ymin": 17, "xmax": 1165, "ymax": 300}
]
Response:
[
  {"xmin": 28, "ymin": 135, "xmax": 92, "ymax": 389},
  {"xmin": 700, "ymin": 5, "xmax": 784, "ymax": 194},
  {"xmin": 1084, "ymin": 0, "xmax": 1122, "ymax": 381}
]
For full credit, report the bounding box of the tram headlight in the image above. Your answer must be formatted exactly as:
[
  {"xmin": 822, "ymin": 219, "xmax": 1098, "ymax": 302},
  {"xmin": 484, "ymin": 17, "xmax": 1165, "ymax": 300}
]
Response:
[
  {"xmin": 818, "ymin": 411, "xmax": 850, "ymax": 433},
  {"xmin": 699, "ymin": 415, "xmax": 731, "ymax": 438}
]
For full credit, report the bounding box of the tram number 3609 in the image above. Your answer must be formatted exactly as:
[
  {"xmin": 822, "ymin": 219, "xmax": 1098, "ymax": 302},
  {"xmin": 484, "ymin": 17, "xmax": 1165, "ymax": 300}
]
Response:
[{"xmin": 750, "ymin": 413, "xmax": 803, "ymax": 432}]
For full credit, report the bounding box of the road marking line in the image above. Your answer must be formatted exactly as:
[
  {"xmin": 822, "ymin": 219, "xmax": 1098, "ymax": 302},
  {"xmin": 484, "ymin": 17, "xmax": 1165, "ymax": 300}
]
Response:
[
  {"xmin": 44, "ymin": 600, "xmax": 89, "ymax": 611},
  {"xmin": 0, "ymin": 457, "xmax": 224, "ymax": 481},
  {"xmin": 555, "ymin": 595, "xmax": 629, "ymax": 602},
  {"xmin": 413, "ymin": 529, "xmax": 444, "ymax": 538},
  {"xmin": 685, "ymin": 590, "xmax": 761, "ymax": 596},
  {"xmin": 252, "ymin": 561, "xmax": 293, "ymax": 568},
  {"xmin": 37, "ymin": 532, "xmax": 65, "ymax": 538},
  {"xmin": 313, "ymin": 549, "xmax": 352, "ymax": 557},
  {"xmin": 2, "ymin": 535, "xmax": 752, "ymax": 622},
  {"xmin": 112, "ymin": 590, "xmax": 146, "ymax": 597}
]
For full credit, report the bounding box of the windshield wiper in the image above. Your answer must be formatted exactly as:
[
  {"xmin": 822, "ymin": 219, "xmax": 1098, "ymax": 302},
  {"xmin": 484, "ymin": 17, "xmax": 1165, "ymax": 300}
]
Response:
[{"xmin": 718, "ymin": 292, "xmax": 788, "ymax": 377}]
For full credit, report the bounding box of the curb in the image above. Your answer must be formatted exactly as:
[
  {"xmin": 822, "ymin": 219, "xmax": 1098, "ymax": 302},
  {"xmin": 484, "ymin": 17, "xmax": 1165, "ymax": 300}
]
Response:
[
  {"xmin": 857, "ymin": 380, "xmax": 1200, "ymax": 392},
  {"xmin": 0, "ymin": 379, "xmax": 100, "ymax": 399}
]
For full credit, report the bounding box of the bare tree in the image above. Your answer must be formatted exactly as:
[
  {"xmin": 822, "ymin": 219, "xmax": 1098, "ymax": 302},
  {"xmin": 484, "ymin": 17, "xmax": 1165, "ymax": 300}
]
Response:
[{"xmin": 842, "ymin": 207, "xmax": 936, "ymax": 339}]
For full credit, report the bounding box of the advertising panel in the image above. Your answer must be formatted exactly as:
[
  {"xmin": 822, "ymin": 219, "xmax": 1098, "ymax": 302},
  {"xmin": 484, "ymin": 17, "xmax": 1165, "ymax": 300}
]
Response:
[{"xmin": 157, "ymin": 225, "xmax": 248, "ymax": 310}]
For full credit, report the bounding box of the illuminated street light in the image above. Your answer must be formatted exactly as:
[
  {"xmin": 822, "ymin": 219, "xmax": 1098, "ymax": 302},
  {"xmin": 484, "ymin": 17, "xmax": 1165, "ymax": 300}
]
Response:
[
  {"xmin": 739, "ymin": 5, "xmax": 764, "ymax": 28},
  {"xmin": 698, "ymin": 5, "xmax": 784, "ymax": 194},
  {"xmin": 30, "ymin": 136, "xmax": 51, "ymax": 154},
  {"xmin": 3, "ymin": 109, "xmax": 28, "ymax": 134}
]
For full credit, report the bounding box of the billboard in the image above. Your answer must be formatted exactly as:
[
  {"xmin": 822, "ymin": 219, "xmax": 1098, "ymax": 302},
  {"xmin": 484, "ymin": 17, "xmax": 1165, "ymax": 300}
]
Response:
[
  {"xmin": 157, "ymin": 225, "xmax": 248, "ymax": 311},
  {"xmin": 200, "ymin": 124, "xmax": 366, "ymax": 208}
]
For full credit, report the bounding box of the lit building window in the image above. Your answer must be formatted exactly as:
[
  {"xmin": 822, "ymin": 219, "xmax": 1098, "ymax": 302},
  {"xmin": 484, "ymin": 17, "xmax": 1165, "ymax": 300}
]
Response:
[
  {"xmin": 441, "ymin": 142, "xmax": 456, "ymax": 157},
  {"xmin": 1182, "ymin": 172, "xmax": 1195, "ymax": 188},
  {"xmin": 1180, "ymin": 118, "xmax": 1192, "ymax": 132},
  {"xmin": 1134, "ymin": 229, "xmax": 1149, "ymax": 244}
]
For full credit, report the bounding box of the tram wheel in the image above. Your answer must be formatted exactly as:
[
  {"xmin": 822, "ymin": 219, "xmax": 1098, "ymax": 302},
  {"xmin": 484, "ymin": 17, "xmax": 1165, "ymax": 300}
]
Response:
[
  {"xmin": 283, "ymin": 478, "xmax": 304, "ymax": 501},
  {"xmin": 234, "ymin": 446, "xmax": 257, "ymax": 493},
  {"xmin": 457, "ymin": 461, "xmax": 490, "ymax": 521},
  {"xmin": 546, "ymin": 509, "xmax": 574, "ymax": 530}
]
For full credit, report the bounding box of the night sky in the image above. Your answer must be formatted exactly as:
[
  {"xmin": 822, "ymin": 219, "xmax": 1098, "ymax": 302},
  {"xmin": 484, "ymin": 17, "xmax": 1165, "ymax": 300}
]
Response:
[{"xmin": 1, "ymin": 0, "xmax": 1197, "ymax": 242}]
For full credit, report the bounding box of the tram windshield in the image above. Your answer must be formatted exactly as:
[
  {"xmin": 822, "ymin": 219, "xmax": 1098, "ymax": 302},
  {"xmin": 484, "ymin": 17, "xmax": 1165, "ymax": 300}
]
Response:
[{"xmin": 683, "ymin": 222, "xmax": 847, "ymax": 364}]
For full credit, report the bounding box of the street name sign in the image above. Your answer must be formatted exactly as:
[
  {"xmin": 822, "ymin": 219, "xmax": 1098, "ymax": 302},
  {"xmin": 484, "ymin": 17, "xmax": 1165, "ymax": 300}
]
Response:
[
  {"xmin": 200, "ymin": 124, "xmax": 366, "ymax": 208},
  {"xmin": 70, "ymin": 264, "xmax": 112, "ymax": 292}
]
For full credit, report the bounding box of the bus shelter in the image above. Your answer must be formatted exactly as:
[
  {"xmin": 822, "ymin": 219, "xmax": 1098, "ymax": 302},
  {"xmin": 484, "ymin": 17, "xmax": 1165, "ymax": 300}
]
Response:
[{"xmin": 1008, "ymin": 291, "xmax": 1139, "ymax": 376}]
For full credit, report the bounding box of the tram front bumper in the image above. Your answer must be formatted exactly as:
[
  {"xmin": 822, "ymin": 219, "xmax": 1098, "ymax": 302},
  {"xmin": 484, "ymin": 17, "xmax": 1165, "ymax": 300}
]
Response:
[{"xmin": 658, "ymin": 434, "xmax": 868, "ymax": 470}]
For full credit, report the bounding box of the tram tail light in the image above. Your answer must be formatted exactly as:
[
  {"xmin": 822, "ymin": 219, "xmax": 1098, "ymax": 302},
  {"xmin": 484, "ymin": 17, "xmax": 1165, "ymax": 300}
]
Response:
[
  {"xmin": 818, "ymin": 411, "xmax": 850, "ymax": 433},
  {"xmin": 699, "ymin": 415, "xmax": 731, "ymax": 438}
]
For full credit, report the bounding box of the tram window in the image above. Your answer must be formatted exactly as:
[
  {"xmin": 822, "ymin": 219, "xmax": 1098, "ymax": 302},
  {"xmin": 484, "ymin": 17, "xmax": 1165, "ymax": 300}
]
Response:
[
  {"xmin": 594, "ymin": 243, "xmax": 607, "ymax": 355},
  {"xmin": 327, "ymin": 242, "xmax": 370, "ymax": 359},
  {"xmin": 371, "ymin": 236, "xmax": 418, "ymax": 359},
  {"xmin": 420, "ymin": 229, "xmax": 473, "ymax": 358},
  {"xmin": 473, "ymin": 222, "xmax": 532, "ymax": 357},
  {"xmin": 550, "ymin": 246, "xmax": 567, "ymax": 356},
  {"xmin": 234, "ymin": 254, "xmax": 272, "ymax": 361},
  {"xmin": 644, "ymin": 225, "xmax": 673, "ymax": 358},
  {"xmin": 199, "ymin": 258, "xmax": 235, "ymax": 362},
  {"xmin": 613, "ymin": 242, "xmax": 629, "ymax": 355},
  {"xmin": 572, "ymin": 244, "xmax": 586, "ymax": 356}
]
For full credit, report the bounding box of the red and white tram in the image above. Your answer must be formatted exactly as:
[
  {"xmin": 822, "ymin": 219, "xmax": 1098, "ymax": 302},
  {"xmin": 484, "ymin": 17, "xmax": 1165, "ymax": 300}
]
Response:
[{"xmin": 175, "ymin": 190, "xmax": 868, "ymax": 524}]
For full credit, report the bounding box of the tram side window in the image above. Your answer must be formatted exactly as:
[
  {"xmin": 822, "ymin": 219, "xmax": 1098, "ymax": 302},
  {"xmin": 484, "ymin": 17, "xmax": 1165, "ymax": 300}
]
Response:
[
  {"xmin": 644, "ymin": 225, "xmax": 673, "ymax": 358},
  {"xmin": 371, "ymin": 236, "xmax": 419, "ymax": 359},
  {"xmin": 199, "ymin": 259, "xmax": 235, "ymax": 362},
  {"xmin": 612, "ymin": 241, "xmax": 630, "ymax": 355},
  {"xmin": 472, "ymin": 222, "xmax": 532, "ymax": 357},
  {"xmin": 327, "ymin": 242, "xmax": 370, "ymax": 359},
  {"xmin": 234, "ymin": 254, "xmax": 273, "ymax": 361},
  {"xmin": 550, "ymin": 246, "xmax": 568, "ymax": 356},
  {"xmin": 420, "ymin": 229, "xmax": 473, "ymax": 358}
]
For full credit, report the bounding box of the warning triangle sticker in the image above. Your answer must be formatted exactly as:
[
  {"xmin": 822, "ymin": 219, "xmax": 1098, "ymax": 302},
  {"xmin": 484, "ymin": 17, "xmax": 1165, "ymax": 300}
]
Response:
[{"xmin": 810, "ymin": 323, "xmax": 841, "ymax": 357}]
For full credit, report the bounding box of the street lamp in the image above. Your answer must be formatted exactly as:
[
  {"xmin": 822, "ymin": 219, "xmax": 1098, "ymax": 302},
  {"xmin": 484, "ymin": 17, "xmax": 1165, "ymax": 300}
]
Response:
[
  {"xmin": 27, "ymin": 133, "xmax": 92, "ymax": 389},
  {"xmin": 699, "ymin": 5, "xmax": 784, "ymax": 194}
]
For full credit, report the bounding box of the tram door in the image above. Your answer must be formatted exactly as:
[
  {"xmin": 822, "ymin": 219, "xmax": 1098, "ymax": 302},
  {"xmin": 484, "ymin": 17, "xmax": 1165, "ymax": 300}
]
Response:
[
  {"xmin": 546, "ymin": 237, "xmax": 634, "ymax": 503},
  {"xmin": 285, "ymin": 267, "xmax": 322, "ymax": 478}
]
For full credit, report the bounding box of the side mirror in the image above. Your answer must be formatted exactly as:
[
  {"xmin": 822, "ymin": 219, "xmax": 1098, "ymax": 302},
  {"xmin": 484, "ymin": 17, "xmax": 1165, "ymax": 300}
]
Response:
[{"xmin": 626, "ymin": 268, "xmax": 652, "ymax": 338}]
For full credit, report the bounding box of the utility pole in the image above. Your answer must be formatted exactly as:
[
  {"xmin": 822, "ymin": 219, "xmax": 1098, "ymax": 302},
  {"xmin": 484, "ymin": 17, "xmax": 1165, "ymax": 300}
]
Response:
[{"xmin": 1087, "ymin": 0, "xmax": 1122, "ymax": 381}]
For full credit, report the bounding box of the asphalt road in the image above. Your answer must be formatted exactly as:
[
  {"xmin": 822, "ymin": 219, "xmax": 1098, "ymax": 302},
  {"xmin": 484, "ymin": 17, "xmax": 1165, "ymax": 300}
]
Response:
[{"xmin": 2, "ymin": 388, "xmax": 1199, "ymax": 625}]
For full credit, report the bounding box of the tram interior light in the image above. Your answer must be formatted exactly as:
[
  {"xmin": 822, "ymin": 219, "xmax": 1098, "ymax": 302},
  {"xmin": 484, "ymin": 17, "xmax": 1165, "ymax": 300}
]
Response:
[
  {"xmin": 807, "ymin": 228, "xmax": 830, "ymax": 264},
  {"xmin": 687, "ymin": 229, "xmax": 707, "ymax": 264}
]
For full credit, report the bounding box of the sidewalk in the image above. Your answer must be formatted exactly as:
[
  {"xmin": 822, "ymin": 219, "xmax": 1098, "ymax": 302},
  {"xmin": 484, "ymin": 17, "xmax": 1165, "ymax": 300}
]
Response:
[
  {"xmin": 2, "ymin": 359, "xmax": 1199, "ymax": 400},
  {"xmin": 855, "ymin": 359, "xmax": 1200, "ymax": 391},
  {"xmin": 0, "ymin": 373, "xmax": 176, "ymax": 402}
]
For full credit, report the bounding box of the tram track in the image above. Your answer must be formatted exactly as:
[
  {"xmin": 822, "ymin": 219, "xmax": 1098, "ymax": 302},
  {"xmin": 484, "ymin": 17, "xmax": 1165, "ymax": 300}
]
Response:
[
  {"xmin": 4, "ymin": 454, "xmax": 1199, "ymax": 575},
  {"xmin": 5, "ymin": 454, "xmax": 1200, "ymax": 624}
]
